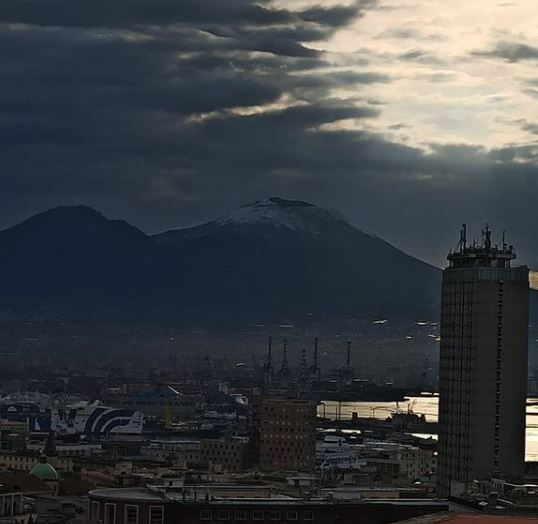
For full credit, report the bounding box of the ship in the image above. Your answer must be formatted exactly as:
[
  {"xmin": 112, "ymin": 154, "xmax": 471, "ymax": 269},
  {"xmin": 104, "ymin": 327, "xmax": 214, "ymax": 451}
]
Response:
[
  {"xmin": 310, "ymin": 379, "xmax": 408, "ymax": 402},
  {"xmin": 29, "ymin": 401, "xmax": 145, "ymax": 435}
]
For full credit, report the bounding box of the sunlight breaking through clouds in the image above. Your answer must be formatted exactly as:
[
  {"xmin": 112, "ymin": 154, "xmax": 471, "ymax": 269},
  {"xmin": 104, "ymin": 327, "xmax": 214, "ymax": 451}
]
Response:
[{"xmin": 2, "ymin": 0, "xmax": 538, "ymax": 268}]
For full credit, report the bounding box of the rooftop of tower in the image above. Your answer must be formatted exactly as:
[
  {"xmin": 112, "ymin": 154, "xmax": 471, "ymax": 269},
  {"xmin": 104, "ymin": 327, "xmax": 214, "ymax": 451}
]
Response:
[{"xmin": 447, "ymin": 224, "xmax": 516, "ymax": 269}]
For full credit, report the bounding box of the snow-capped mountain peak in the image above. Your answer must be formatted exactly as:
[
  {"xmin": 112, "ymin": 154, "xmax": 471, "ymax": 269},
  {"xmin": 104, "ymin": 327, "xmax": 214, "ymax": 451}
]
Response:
[{"xmin": 216, "ymin": 197, "xmax": 347, "ymax": 233}]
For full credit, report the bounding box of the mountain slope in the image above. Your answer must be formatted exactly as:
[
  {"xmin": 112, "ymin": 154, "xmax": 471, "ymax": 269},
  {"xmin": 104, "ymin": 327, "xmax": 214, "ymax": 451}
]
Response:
[
  {"xmin": 0, "ymin": 199, "xmax": 442, "ymax": 322},
  {"xmin": 154, "ymin": 198, "xmax": 442, "ymax": 320},
  {"xmin": 0, "ymin": 206, "xmax": 158, "ymax": 314}
]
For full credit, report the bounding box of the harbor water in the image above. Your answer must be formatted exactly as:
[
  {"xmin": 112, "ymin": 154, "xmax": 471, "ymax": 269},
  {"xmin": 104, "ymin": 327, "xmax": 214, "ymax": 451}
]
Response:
[{"xmin": 319, "ymin": 396, "xmax": 538, "ymax": 461}]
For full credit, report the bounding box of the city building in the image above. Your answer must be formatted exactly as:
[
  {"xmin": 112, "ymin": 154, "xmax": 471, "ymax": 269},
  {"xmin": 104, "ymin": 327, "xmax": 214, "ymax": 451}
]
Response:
[
  {"xmin": 81, "ymin": 461, "xmax": 137, "ymax": 488},
  {"xmin": 88, "ymin": 484, "xmax": 448, "ymax": 524},
  {"xmin": 29, "ymin": 455, "xmax": 60, "ymax": 495},
  {"xmin": 358, "ymin": 442, "xmax": 436, "ymax": 484},
  {"xmin": 0, "ymin": 484, "xmax": 38, "ymax": 523},
  {"xmin": 89, "ymin": 487, "xmax": 169, "ymax": 524},
  {"xmin": 199, "ymin": 437, "xmax": 250, "ymax": 473},
  {"xmin": 0, "ymin": 451, "xmax": 74, "ymax": 473},
  {"xmin": 0, "ymin": 472, "xmax": 54, "ymax": 496},
  {"xmin": 438, "ymin": 226, "xmax": 529, "ymax": 496},
  {"xmin": 252, "ymin": 397, "xmax": 316, "ymax": 472},
  {"xmin": 446, "ymin": 477, "xmax": 538, "ymax": 516},
  {"xmin": 27, "ymin": 441, "xmax": 103, "ymax": 457},
  {"xmin": 140, "ymin": 440, "xmax": 201, "ymax": 465}
]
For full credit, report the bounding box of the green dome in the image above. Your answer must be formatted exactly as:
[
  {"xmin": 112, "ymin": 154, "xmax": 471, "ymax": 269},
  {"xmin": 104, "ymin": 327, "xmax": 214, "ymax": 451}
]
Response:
[{"xmin": 30, "ymin": 461, "xmax": 59, "ymax": 481}]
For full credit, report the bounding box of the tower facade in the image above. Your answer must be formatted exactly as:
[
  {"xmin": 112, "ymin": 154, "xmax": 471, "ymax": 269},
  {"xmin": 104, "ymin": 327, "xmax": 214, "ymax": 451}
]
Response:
[
  {"xmin": 438, "ymin": 226, "xmax": 529, "ymax": 496},
  {"xmin": 252, "ymin": 397, "xmax": 316, "ymax": 472}
]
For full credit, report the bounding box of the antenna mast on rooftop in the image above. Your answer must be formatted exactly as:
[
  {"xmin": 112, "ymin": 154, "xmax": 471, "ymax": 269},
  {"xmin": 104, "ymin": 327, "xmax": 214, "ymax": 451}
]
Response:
[
  {"xmin": 483, "ymin": 223, "xmax": 492, "ymax": 252},
  {"xmin": 458, "ymin": 224, "xmax": 467, "ymax": 253}
]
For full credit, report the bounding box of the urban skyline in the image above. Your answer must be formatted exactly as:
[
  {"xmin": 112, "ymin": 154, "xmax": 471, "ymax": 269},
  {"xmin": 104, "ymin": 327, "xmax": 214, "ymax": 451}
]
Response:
[{"xmin": 1, "ymin": 0, "xmax": 538, "ymax": 521}]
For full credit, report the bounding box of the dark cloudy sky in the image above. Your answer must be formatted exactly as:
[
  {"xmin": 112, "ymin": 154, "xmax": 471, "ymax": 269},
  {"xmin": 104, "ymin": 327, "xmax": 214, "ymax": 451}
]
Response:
[{"xmin": 2, "ymin": 0, "xmax": 538, "ymax": 268}]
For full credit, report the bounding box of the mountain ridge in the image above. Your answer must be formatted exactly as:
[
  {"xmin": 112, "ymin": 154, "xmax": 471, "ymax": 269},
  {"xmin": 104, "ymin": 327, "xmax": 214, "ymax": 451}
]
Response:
[
  {"xmin": 156, "ymin": 197, "xmax": 377, "ymax": 244},
  {"xmin": 0, "ymin": 198, "xmax": 442, "ymax": 323}
]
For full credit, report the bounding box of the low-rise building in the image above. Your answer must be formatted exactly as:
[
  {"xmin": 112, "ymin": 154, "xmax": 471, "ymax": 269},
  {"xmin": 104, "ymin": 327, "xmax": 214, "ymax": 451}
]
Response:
[
  {"xmin": 27, "ymin": 441, "xmax": 103, "ymax": 457},
  {"xmin": 357, "ymin": 442, "xmax": 436, "ymax": 484},
  {"xmin": 199, "ymin": 437, "xmax": 249, "ymax": 473},
  {"xmin": 140, "ymin": 440, "xmax": 200, "ymax": 465},
  {"xmin": 0, "ymin": 451, "xmax": 73, "ymax": 473},
  {"xmin": 88, "ymin": 484, "xmax": 448, "ymax": 524},
  {"xmin": 0, "ymin": 484, "xmax": 38, "ymax": 523},
  {"xmin": 89, "ymin": 487, "xmax": 170, "ymax": 524},
  {"xmin": 82, "ymin": 461, "xmax": 137, "ymax": 488},
  {"xmin": 450, "ymin": 477, "xmax": 538, "ymax": 514}
]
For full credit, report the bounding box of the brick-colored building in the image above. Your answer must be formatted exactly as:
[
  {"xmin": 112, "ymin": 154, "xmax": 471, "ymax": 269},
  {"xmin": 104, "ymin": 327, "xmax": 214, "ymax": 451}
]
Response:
[
  {"xmin": 88, "ymin": 486, "xmax": 448, "ymax": 524},
  {"xmin": 90, "ymin": 487, "xmax": 168, "ymax": 524},
  {"xmin": 200, "ymin": 437, "xmax": 250, "ymax": 473},
  {"xmin": 252, "ymin": 397, "xmax": 316, "ymax": 472}
]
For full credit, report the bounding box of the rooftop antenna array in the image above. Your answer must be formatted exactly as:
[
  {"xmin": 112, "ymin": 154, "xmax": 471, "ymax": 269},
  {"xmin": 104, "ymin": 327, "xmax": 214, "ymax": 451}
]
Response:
[
  {"xmin": 482, "ymin": 223, "xmax": 492, "ymax": 252},
  {"xmin": 458, "ymin": 224, "xmax": 467, "ymax": 253}
]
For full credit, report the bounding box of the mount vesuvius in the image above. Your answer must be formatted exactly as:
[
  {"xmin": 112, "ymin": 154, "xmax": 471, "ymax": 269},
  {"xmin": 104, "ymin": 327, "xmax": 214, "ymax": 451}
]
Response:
[{"xmin": 0, "ymin": 198, "xmax": 441, "ymax": 324}]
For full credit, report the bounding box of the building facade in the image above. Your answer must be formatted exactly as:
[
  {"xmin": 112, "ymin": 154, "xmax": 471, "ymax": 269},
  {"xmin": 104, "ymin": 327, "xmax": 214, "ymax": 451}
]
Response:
[
  {"xmin": 357, "ymin": 442, "xmax": 436, "ymax": 484},
  {"xmin": 438, "ymin": 226, "xmax": 529, "ymax": 496},
  {"xmin": 252, "ymin": 397, "xmax": 316, "ymax": 472},
  {"xmin": 89, "ymin": 487, "xmax": 169, "ymax": 524},
  {"xmin": 140, "ymin": 440, "xmax": 201, "ymax": 465},
  {"xmin": 0, "ymin": 486, "xmax": 36, "ymax": 524},
  {"xmin": 200, "ymin": 437, "xmax": 250, "ymax": 473},
  {"xmin": 0, "ymin": 451, "xmax": 73, "ymax": 473},
  {"xmin": 88, "ymin": 485, "xmax": 448, "ymax": 524}
]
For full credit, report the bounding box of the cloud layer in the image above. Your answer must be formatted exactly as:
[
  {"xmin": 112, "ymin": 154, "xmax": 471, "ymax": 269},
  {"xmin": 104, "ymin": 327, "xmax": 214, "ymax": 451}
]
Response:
[{"xmin": 1, "ymin": 0, "xmax": 538, "ymax": 267}]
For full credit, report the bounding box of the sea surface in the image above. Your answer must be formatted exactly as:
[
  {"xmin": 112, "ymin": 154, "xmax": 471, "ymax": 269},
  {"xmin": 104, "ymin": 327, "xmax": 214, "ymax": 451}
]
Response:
[{"xmin": 319, "ymin": 396, "xmax": 538, "ymax": 461}]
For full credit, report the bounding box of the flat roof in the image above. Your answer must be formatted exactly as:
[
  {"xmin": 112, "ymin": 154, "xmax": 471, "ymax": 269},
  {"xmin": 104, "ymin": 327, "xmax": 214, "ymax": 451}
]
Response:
[
  {"xmin": 359, "ymin": 499, "xmax": 448, "ymax": 506},
  {"xmin": 398, "ymin": 514, "xmax": 538, "ymax": 524},
  {"xmin": 89, "ymin": 488, "xmax": 449, "ymax": 508},
  {"xmin": 167, "ymin": 498, "xmax": 329, "ymax": 506},
  {"xmin": 443, "ymin": 517, "xmax": 538, "ymax": 524},
  {"xmin": 89, "ymin": 488, "xmax": 166, "ymax": 502}
]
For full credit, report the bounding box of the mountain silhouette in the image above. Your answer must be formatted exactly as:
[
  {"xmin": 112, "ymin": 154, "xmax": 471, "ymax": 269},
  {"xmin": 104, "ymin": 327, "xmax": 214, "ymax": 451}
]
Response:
[{"xmin": 0, "ymin": 199, "xmax": 442, "ymax": 323}]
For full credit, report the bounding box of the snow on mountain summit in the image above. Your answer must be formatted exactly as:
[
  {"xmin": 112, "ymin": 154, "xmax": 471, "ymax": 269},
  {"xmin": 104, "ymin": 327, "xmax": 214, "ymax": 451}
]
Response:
[{"xmin": 216, "ymin": 197, "xmax": 348, "ymax": 233}]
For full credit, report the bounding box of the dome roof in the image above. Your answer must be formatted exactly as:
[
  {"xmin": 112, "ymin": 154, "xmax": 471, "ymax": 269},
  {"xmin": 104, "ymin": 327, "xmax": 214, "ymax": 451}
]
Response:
[{"xmin": 30, "ymin": 462, "xmax": 59, "ymax": 481}]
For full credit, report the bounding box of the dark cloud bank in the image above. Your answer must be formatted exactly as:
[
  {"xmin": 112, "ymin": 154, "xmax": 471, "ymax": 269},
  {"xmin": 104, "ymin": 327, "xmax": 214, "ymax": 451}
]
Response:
[{"xmin": 1, "ymin": 0, "xmax": 538, "ymax": 267}]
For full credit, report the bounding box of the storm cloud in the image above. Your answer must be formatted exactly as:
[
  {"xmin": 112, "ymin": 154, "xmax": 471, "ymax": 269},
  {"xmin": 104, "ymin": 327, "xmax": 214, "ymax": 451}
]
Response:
[
  {"xmin": 473, "ymin": 41, "xmax": 538, "ymax": 62},
  {"xmin": 2, "ymin": 0, "xmax": 538, "ymax": 268}
]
